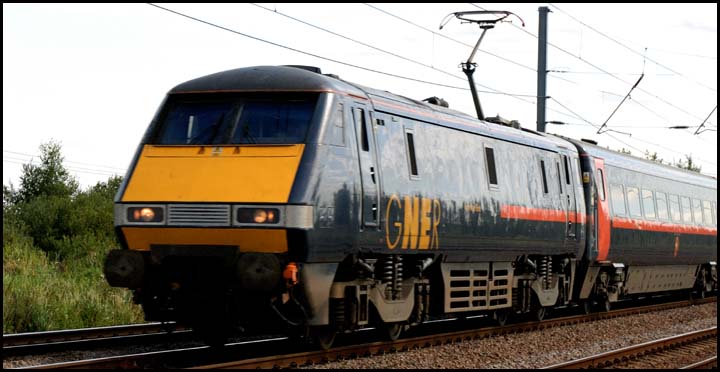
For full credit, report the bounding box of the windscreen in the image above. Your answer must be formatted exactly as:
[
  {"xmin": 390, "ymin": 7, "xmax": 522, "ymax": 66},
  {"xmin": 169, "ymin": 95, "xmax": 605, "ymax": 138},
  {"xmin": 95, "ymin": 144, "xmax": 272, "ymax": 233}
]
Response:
[{"xmin": 152, "ymin": 93, "xmax": 317, "ymax": 145}]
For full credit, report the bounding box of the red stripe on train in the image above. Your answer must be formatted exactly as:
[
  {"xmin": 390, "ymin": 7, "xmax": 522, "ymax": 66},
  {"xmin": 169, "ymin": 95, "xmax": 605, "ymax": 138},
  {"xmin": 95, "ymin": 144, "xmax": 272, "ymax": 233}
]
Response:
[
  {"xmin": 500, "ymin": 205, "xmax": 584, "ymax": 224},
  {"xmin": 612, "ymin": 217, "xmax": 717, "ymax": 236},
  {"xmin": 500, "ymin": 206, "xmax": 716, "ymax": 237}
]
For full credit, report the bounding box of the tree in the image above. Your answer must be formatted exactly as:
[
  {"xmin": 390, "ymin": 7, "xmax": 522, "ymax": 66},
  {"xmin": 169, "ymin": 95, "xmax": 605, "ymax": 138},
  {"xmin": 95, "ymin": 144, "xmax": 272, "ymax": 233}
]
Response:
[
  {"xmin": 5, "ymin": 141, "xmax": 80, "ymax": 256},
  {"xmin": 674, "ymin": 154, "xmax": 702, "ymax": 173},
  {"xmin": 644, "ymin": 150, "xmax": 664, "ymax": 164},
  {"xmin": 3, "ymin": 183, "xmax": 19, "ymax": 209},
  {"xmin": 16, "ymin": 141, "xmax": 79, "ymax": 203}
]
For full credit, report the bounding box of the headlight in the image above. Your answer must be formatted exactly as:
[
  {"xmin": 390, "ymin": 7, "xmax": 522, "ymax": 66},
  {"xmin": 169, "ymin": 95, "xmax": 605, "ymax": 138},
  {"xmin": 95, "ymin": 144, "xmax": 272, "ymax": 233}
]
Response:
[
  {"xmin": 127, "ymin": 207, "xmax": 164, "ymax": 223},
  {"xmin": 237, "ymin": 208, "xmax": 280, "ymax": 224}
]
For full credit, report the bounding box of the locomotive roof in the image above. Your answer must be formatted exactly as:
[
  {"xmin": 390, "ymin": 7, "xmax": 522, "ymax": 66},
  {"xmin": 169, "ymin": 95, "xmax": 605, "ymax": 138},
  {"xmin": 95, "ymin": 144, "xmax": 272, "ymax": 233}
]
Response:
[
  {"xmin": 170, "ymin": 65, "xmax": 574, "ymax": 153},
  {"xmin": 169, "ymin": 65, "xmax": 366, "ymax": 96},
  {"xmin": 566, "ymin": 137, "xmax": 717, "ymax": 190}
]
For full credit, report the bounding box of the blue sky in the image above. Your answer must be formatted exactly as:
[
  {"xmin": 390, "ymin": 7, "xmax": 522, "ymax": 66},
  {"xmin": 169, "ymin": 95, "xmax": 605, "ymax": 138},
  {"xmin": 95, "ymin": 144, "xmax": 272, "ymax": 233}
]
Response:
[{"xmin": 3, "ymin": 3, "xmax": 717, "ymax": 188}]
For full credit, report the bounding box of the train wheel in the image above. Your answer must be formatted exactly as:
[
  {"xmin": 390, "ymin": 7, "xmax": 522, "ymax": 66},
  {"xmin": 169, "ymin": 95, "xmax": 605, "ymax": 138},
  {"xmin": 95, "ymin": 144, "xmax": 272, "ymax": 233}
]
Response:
[
  {"xmin": 581, "ymin": 300, "xmax": 592, "ymax": 315},
  {"xmin": 697, "ymin": 288, "xmax": 707, "ymax": 299},
  {"xmin": 598, "ymin": 297, "xmax": 611, "ymax": 312},
  {"xmin": 493, "ymin": 309, "xmax": 509, "ymax": 326},
  {"xmin": 382, "ymin": 322, "xmax": 403, "ymax": 341},
  {"xmin": 530, "ymin": 296, "xmax": 547, "ymax": 321},
  {"xmin": 312, "ymin": 326, "xmax": 337, "ymax": 350}
]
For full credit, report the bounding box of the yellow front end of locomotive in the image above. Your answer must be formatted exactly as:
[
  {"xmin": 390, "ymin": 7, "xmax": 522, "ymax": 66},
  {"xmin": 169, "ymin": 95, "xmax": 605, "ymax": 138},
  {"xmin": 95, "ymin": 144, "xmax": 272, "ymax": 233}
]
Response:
[
  {"xmin": 118, "ymin": 144, "xmax": 305, "ymax": 253},
  {"xmin": 123, "ymin": 144, "xmax": 303, "ymax": 203}
]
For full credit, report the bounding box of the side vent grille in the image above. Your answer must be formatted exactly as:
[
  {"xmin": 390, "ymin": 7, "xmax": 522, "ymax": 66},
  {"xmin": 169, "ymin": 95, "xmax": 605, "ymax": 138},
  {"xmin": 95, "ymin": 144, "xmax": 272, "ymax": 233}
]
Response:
[{"xmin": 442, "ymin": 263, "xmax": 513, "ymax": 312}]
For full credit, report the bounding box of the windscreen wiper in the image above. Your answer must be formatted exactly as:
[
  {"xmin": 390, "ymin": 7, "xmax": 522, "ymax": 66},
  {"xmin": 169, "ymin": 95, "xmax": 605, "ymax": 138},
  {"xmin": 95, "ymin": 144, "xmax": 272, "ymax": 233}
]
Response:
[{"xmin": 189, "ymin": 112, "xmax": 225, "ymax": 145}]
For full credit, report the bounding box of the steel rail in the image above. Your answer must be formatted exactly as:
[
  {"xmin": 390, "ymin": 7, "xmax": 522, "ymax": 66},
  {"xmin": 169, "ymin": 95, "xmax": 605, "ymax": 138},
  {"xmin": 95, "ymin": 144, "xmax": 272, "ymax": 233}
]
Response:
[
  {"xmin": 18, "ymin": 296, "xmax": 716, "ymax": 369},
  {"xmin": 542, "ymin": 327, "xmax": 717, "ymax": 369}
]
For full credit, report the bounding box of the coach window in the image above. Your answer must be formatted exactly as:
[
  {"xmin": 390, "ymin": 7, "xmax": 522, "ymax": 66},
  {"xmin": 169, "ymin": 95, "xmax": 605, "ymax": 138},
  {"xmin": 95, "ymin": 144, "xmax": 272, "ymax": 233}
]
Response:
[
  {"xmin": 405, "ymin": 130, "xmax": 419, "ymax": 178},
  {"xmin": 655, "ymin": 191, "xmax": 669, "ymax": 221},
  {"xmin": 692, "ymin": 199, "xmax": 703, "ymax": 225},
  {"xmin": 556, "ymin": 163, "xmax": 563, "ymax": 194},
  {"xmin": 540, "ymin": 160, "xmax": 548, "ymax": 194},
  {"xmin": 324, "ymin": 103, "xmax": 345, "ymax": 147},
  {"xmin": 702, "ymin": 200, "xmax": 713, "ymax": 227},
  {"xmin": 563, "ymin": 156, "xmax": 571, "ymax": 185},
  {"xmin": 668, "ymin": 194, "xmax": 681, "ymax": 222},
  {"xmin": 610, "ymin": 184, "xmax": 626, "ymax": 216},
  {"xmin": 355, "ymin": 108, "xmax": 369, "ymax": 152},
  {"xmin": 626, "ymin": 187, "xmax": 642, "ymax": 218},
  {"xmin": 641, "ymin": 189, "xmax": 656, "ymax": 220},
  {"xmin": 680, "ymin": 196, "xmax": 692, "ymax": 224},
  {"xmin": 596, "ymin": 169, "xmax": 606, "ymax": 201},
  {"xmin": 485, "ymin": 146, "xmax": 498, "ymax": 189}
]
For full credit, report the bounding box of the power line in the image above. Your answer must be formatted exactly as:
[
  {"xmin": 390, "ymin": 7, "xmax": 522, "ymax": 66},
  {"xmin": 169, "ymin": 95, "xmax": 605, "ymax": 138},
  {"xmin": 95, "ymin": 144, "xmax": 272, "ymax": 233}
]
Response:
[
  {"xmin": 250, "ymin": 3, "xmax": 537, "ymax": 98},
  {"xmin": 544, "ymin": 4, "xmax": 715, "ymax": 123},
  {"xmin": 362, "ymin": 3, "xmax": 562, "ymax": 80},
  {"xmin": 148, "ymin": 3, "xmax": 516, "ymax": 95},
  {"xmin": 548, "ymin": 70, "xmax": 674, "ymax": 76},
  {"xmin": 148, "ymin": 4, "xmax": 715, "ymax": 170},
  {"xmin": 471, "ymin": 4, "xmax": 712, "ymax": 129},
  {"xmin": 548, "ymin": 99, "xmax": 717, "ymax": 167},
  {"xmin": 636, "ymin": 47, "xmax": 716, "ymax": 61},
  {"xmin": 150, "ymin": 3, "xmax": 602, "ymax": 123},
  {"xmin": 3, "ymin": 150, "xmax": 127, "ymax": 172},
  {"xmin": 467, "ymin": 2, "xmax": 682, "ymax": 125},
  {"xmin": 151, "ymin": 3, "xmax": 644, "ymax": 129},
  {"xmin": 597, "ymin": 72, "xmax": 645, "ymax": 134},
  {"xmin": 548, "ymin": 3, "xmax": 717, "ymax": 93},
  {"xmin": 477, "ymin": 2, "xmax": 714, "ymax": 125},
  {"xmin": 474, "ymin": 3, "xmax": 716, "ymax": 153},
  {"xmin": 555, "ymin": 123, "xmax": 706, "ymax": 129},
  {"xmin": 3, "ymin": 157, "xmax": 122, "ymax": 177},
  {"xmin": 694, "ymin": 105, "xmax": 717, "ymax": 135}
]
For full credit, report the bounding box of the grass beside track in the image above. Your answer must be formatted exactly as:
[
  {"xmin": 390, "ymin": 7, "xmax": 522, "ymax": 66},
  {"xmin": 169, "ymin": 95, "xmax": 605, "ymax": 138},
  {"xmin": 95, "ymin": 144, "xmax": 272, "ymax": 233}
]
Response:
[{"xmin": 3, "ymin": 220, "xmax": 144, "ymax": 333}]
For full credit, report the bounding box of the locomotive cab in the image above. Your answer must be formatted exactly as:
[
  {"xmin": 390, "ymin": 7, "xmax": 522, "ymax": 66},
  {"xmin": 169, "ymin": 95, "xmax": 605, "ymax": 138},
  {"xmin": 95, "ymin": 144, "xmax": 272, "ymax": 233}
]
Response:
[{"xmin": 105, "ymin": 66, "xmax": 343, "ymax": 339}]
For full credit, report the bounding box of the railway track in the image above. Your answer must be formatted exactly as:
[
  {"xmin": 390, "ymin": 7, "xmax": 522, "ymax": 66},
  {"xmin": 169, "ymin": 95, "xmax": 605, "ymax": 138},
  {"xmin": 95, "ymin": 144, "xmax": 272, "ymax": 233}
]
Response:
[
  {"xmin": 2, "ymin": 323, "xmax": 191, "ymax": 357},
  {"xmin": 542, "ymin": 327, "xmax": 717, "ymax": 369},
  {"xmin": 15, "ymin": 296, "xmax": 714, "ymax": 369}
]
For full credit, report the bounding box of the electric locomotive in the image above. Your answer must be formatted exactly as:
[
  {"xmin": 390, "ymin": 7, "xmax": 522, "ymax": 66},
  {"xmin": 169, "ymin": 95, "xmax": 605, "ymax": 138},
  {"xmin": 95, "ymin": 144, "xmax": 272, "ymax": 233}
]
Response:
[{"xmin": 105, "ymin": 65, "xmax": 717, "ymax": 347}]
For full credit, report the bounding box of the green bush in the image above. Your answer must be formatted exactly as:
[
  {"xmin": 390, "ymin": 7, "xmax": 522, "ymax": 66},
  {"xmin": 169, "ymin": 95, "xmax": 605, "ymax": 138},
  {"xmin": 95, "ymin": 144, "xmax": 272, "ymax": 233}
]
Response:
[
  {"xmin": 3, "ymin": 232, "xmax": 143, "ymax": 332},
  {"xmin": 3, "ymin": 142, "xmax": 143, "ymax": 333}
]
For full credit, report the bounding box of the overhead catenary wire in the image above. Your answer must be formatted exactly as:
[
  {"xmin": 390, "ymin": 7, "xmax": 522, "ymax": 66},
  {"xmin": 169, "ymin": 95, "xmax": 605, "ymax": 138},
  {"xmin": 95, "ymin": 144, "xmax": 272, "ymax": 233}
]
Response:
[
  {"xmin": 470, "ymin": 3, "xmax": 714, "ymax": 131},
  {"xmin": 148, "ymin": 3, "xmax": 524, "ymax": 96},
  {"xmin": 597, "ymin": 71, "xmax": 645, "ymax": 135},
  {"xmin": 151, "ymin": 2, "xmax": 666, "ymax": 134},
  {"xmin": 548, "ymin": 98, "xmax": 717, "ymax": 167},
  {"xmin": 3, "ymin": 157, "xmax": 123, "ymax": 177},
  {"xmin": 148, "ymin": 3, "xmax": 590, "ymax": 122},
  {"xmin": 363, "ymin": 4, "xmax": 552, "ymax": 77},
  {"xmin": 3, "ymin": 150, "xmax": 128, "ymax": 172},
  {"xmin": 544, "ymin": 3, "xmax": 715, "ymax": 123},
  {"xmin": 694, "ymin": 106, "xmax": 717, "ymax": 135},
  {"xmin": 249, "ymin": 3, "xmax": 536, "ymax": 98},
  {"xmin": 468, "ymin": 2, "xmax": 692, "ymax": 130},
  {"xmin": 548, "ymin": 3, "xmax": 717, "ymax": 94},
  {"xmin": 147, "ymin": 4, "xmax": 716, "ymax": 174},
  {"xmin": 466, "ymin": 2, "xmax": 715, "ymax": 170},
  {"xmin": 472, "ymin": 2, "xmax": 715, "ymax": 130}
]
